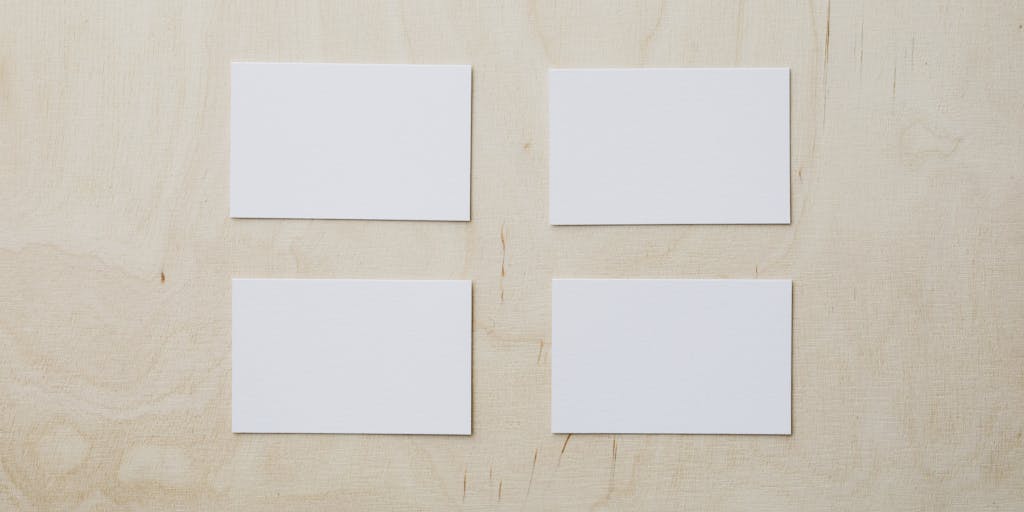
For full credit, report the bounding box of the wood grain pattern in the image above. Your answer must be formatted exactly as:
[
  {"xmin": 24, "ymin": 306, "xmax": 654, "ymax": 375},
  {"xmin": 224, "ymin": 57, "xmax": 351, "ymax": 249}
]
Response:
[{"xmin": 1, "ymin": 1, "xmax": 1022, "ymax": 509}]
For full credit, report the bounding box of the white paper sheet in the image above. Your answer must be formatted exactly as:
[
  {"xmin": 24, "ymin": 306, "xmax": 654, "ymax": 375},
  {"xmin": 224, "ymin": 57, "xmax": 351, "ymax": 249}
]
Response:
[
  {"xmin": 552, "ymin": 279, "xmax": 791, "ymax": 434},
  {"xmin": 549, "ymin": 68, "xmax": 790, "ymax": 225},
  {"xmin": 232, "ymin": 279, "xmax": 472, "ymax": 434},
  {"xmin": 230, "ymin": 62, "xmax": 471, "ymax": 221}
]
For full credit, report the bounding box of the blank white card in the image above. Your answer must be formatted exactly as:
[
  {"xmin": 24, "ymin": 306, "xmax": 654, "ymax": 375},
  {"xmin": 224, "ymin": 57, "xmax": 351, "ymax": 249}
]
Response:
[
  {"xmin": 549, "ymin": 68, "xmax": 790, "ymax": 225},
  {"xmin": 552, "ymin": 279, "xmax": 791, "ymax": 434},
  {"xmin": 231, "ymin": 63, "xmax": 471, "ymax": 221},
  {"xmin": 232, "ymin": 279, "xmax": 471, "ymax": 434}
]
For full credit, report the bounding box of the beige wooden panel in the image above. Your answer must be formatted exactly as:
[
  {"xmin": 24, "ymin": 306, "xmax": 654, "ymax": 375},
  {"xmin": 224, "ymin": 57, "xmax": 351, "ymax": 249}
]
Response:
[{"xmin": 1, "ymin": 1, "xmax": 1021, "ymax": 509}]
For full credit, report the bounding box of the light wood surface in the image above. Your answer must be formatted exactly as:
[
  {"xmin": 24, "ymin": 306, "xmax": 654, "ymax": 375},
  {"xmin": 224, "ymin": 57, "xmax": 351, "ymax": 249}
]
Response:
[{"xmin": 2, "ymin": 1, "xmax": 1022, "ymax": 509}]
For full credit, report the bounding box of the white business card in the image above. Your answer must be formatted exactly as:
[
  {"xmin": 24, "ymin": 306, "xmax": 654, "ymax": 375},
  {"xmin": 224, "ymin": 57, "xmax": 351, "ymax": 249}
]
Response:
[
  {"xmin": 552, "ymin": 279, "xmax": 791, "ymax": 434},
  {"xmin": 549, "ymin": 68, "xmax": 790, "ymax": 225},
  {"xmin": 232, "ymin": 279, "xmax": 472, "ymax": 434},
  {"xmin": 231, "ymin": 62, "xmax": 471, "ymax": 221}
]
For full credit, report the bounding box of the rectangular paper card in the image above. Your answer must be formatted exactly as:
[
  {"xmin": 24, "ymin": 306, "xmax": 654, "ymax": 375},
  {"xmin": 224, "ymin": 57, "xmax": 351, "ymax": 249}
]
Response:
[
  {"xmin": 552, "ymin": 279, "xmax": 792, "ymax": 434},
  {"xmin": 231, "ymin": 62, "xmax": 471, "ymax": 221},
  {"xmin": 549, "ymin": 68, "xmax": 790, "ymax": 225},
  {"xmin": 232, "ymin": 279, "xmax": 472, "ymax": 434}
]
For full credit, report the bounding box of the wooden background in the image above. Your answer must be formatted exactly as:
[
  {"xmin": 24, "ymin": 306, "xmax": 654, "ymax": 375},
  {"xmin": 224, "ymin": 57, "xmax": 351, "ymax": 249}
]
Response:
[{"xmin": 2, "ymin": 1, "xmax": 1022, "ymax": 509}]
